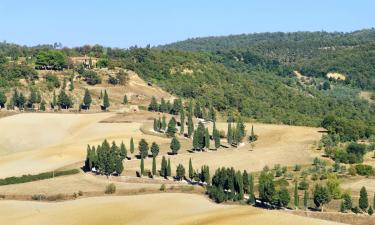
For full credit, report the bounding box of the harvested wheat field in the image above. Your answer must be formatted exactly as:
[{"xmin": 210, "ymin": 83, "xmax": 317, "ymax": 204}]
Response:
[
  {"xmin": 0, "ymin": 112, "xmax": 170, "ymax": 178},
  {"xmin": 0, "ymin": 193, "xmax": 347, "ymax": 225},
  {"xmin": 0, "ymin": 112, "xmax": 323, "ymax": 178},
  {"xmin": 125, "ymin": 122, "xmax": 324, "ymax": 174}
]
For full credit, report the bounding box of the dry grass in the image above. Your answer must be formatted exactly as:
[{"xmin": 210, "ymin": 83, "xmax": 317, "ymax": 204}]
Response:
[{"xmin": 0, "ymin": 193, "xmax": 347, "ymax": 225}]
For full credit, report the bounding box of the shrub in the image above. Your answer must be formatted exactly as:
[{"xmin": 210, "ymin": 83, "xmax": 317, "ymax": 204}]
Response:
[
  {"xmin": 0, "ymin": 169, "xmax": 79, "ymax": 186},
  {"xmin": 45, "ymin": 73, "xmax": 60, "ymax": 89},
  {"xmin": 355, "ymin": 164, "xmax": 374, "ymax": 176},
  {"xmin": 348, "ymin": 166, "xmax": 357, "ymax": 176},
  {"xmin": 294, "ymin": 164, "xmax": 301, "ymax": 171},
  {"xmin": 298, "ymin": 180, "xmax": 309, "ymax": 190},
  {"xmin": 31, "ymin": 194, "xmax": 46, "ymax": 201},
  {"xmin": 160, "ymin": 184, "xmax": 166, "ymax": 191},
  {"xmin": 105, "ymin": 183, "xmax": 116, "ymax": 194},
  {"xmin": 82, "ymin": 70, "xmax": 101, "ymax": 85}
]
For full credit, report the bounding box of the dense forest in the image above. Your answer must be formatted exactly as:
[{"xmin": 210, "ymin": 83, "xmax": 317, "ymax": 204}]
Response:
[
  {"xmin": 160, "ymin": 29, "xmax": 375, "ymax": 90},
  {"xmin": 0, "ymin": 29, "xmax": 374, "ymax": 139}
]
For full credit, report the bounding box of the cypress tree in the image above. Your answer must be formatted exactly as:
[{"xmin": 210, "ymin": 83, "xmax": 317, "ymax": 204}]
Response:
[
  {"xmin": 193, "ymin": 130, "xmax": 199, "ymax": 150},
  {"xmin": 170, "ymin": 136, "xmax": 181, "ymax": 154},
  {"xmin": 204, "ymin": 128, "xmax": 210, "ymax": 149},
  {"xmin": 162, "ymin": 114, "xmax": 167, "ymax": 131},
  {"xmin": 40, "ymin": 99, "xmax": 46, "ymax": 111},
  {"xmin": 52, "ymin": 90, "xmax": 57, "ymax": 109},
  {"xmin": 153, "ymin": 118, "xmax": 158, "ymax": 131},
  {"xmin": 159, "ymin": 98, "xmax": 167, "ymax": 112},
  {"xmin": 100, "ymin": 90, "xmax": 103, "ymax": 99},
  {"xmin": 359, "ymin": 186, "xmax": 369, "ymax": 211},
  {"xmin": 102, "ymin": 90, "xmax": 110, "ymax": 110},
  {"xmin": 213, "ymin": 127, "xmax": 221, "ymax": 149},
  {"xmin": 0, "ymin": 90, "xmax": 7, "ymax": 108},
  {"xmin": 209, "ymin": 105, "xmax": 216, "ymax": 122},
  {"xmin": 58, "ymin": 90, "xmax": 72, "ymax": 109},
  {"xmin": 166, "ymin": 100, "xmax": 172, "ymax": 113},
  {"xmin": 187, "ymin": 113, "xmax": 194, "ymax": 138},
  {"xmin": 197, "ymin": 122, "xmax": 205, "ymax": 149},
  {"xmin": 166, "ymin": 117, "xmax": 177, "ymax": 137},
  {"xmin": 167, "ymin": 158, "xmax": 171, "ymax": 176},
  {"xmin": 152, "ymin": 156, "xmax": 156, "ymax": 176},
  {"xmin": 180, "ymin": 108, "xmax": 185, "ymax": 135},
  {"xmin": 373, "ymin": 193, "xmax": 375, "ymax": 209},
  {"xmin": 243, "ymin": 170, "xmax": 249, "ymax": 194},
  {"xmin": 194, "ymin": 101, "xmax": 202, "ymax": 118},
  {"xmin": 176, "ymin": 164, "xmax": 185, "ymax": 180},
  {"xmin": 69, "ymin": 77, "xmax": 74, "ymax": 91},
  {"xmin": 123, "ymin": 95, "xmax": 128, "ymax": 104},
  {"xmin": 304, "ymin": 190, "xmax": 308, "ymax": 210},
  {"xmin": 151, "ymin": 142, "xmax": 160, "ymax": 157},
  {"xmin": 189, "ymin": 158, "xmax": 193, "ymax": 180},
  {"xmin": 148, "ymin": 96, "xmax": 158, "ymax": 111},
  {"xmin": 160, "ymin": 156, "xmax": 167, "ymax": 177},
  {"xmin": 120, "ymin": 141, "xmax": 127, "ymax": 160},
  {"xmin": 227, "ymin": 123, "xmax": 233, "ymax": 145},
  {"xmin": 130, "ymin": 137, "xmax": 135, "ymax": 154},
  {"xmin": 83, "ymin": 89, "xmax": 92, "ymax": 109},
  {"xmin": 294, "ymin": 182, "xmax": 299, "ymax": 209},
  {"xmin": 140, "ymin": 157, "xmax": 144, "ymax": 175},
  {"xmin": 138, "ymin": 138, "xmax": 149, "ymax": 159}
]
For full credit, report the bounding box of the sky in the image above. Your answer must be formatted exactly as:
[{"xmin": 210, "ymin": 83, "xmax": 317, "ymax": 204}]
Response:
[{"xmin": 0, "ymin": 0, "xmax": 374, "ymax": 48}]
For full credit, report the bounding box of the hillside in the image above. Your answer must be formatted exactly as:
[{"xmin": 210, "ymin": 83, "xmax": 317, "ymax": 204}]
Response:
[{"xmin": 159, "ymin": 29, "xmax": 375, "ymax": 90}]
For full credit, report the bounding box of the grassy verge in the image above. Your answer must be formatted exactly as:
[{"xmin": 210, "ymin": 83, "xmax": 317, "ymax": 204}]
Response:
[{"xmin": 0, "ymin": 169, "xmax": 79, "ymax": 186}]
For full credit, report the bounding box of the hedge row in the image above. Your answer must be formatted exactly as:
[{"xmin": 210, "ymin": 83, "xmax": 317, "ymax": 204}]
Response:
[{"xmin": 0, "ymin": 169, "xmax": 79, "ymax": 186}]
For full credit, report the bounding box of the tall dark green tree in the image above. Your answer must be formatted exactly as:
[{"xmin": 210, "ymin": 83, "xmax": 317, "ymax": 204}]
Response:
[
  {"xmin": 248, "ymin": 173, "xmax": 255, "ymax": 204},
  {"xmin": 150, "ymin": 142, "xmax": 160, "ymax": 157},
  {"xmin": 176, "ymin": 164, "xmax": 185, "ymax": 180},
  {"xmin": 166, "ymin": 117, "xmax": 177, "ymax": 137},
  {"xmin": 170, "ymin": 136, "xmax": 181, "ymax": 154},
  {"xmin": 123, "ymin": 95, "xmax": 128, "ymax": 104},
  {"xmin": 258, "ymin": 171, "xmax": 275, "ymax": 203},
  {"xmin": 138, "ymin": 138, "xmax": 149, "ymax": 159},
  {"xmin": 278, "ymin": 187, "xmax": 291, "ymax": 208},
  {"xmin": 159, "ymin": 98, "xmax": 167, "ymax": 112},
  {"xmin": 304, "ymin": 190, "xmax": 308, "ymax": 210},
  {"xmin": 213, "ymin": 126, "xmax": 221, "ymax": 149},
  {"xmin": 180, "ymin": 107, "xmax": 185, "ymax": 134},
  {"xmin": 162, "ymin": 114, "xmax": 167, "ymax": 130},
  {"xmin": 0, "ymin": 90, "xmax": 7, "ymax": 108},
  {"xmin": 294, "ymin": 182, "xmax": 299, "ymax": 209},
  {"xmin": 83, "ymin": 89, "xmax": 92, "ymax": 109},
  {"xmin": 313, "ymin": 184, "xmax": 331, "ymax": 212},
  {"xmin": 130, "ymin": 137, "xmax": 135, "ymax": 154},
  {"xmin": 227, "ymin": 123, "xmax": 233, "ymax": 145},
  {"xmin": 194, "ymin": 101, "xmax": 202, "ymax": 118},
  {"xmin": 204, "ymin": 128, "xmax": 210, "ymax": 149},
  {"xmin": 160, "ymin": 156, "xmax": 167, "ymax": 177},
  {"xmin": 243, "ymin": 170, "xmax": 249, "ymax": 194},
  {"xmin": 120, "ymin": 141, "xmax": 127, "ymax": 160},
  {"xmin": 189, "ymin": 158, "xmax": 193, "ymax": 180},
  {"xmin": 140, "ymin": 157, "xmax": 145, "ymax": 175},
  {"xmin": 102, "ymin": 89, "xmax": 110, "ymax": 110},
  {"xmin": 58, "ymin": 90, "xmax": 72, "ymax": 109},
  {"xmin": 148, "ymin": 96, "xmax": 158, "ymax": 111},
  {"xmin": 152, "ymin": 155, "xmax": 156, "ymax": 176},
  {"xmin": 359, "ymin": 186, "xmax": 369, "ymax": 211},
  {"xmin": 187, "ymin": 112, "xmax": 194, "ymax": 138}
]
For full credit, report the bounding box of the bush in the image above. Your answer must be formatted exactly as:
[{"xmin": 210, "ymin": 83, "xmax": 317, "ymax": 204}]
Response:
[
  {"xmin": 82, "ymin": 70, "xmax": 101, "ymax": 85},
  {"xmin": 0, "ymin": 169, "xmax": 79, "ymax": 186},
  {"xmin": 45, "ymin": 73, "xmax": 60, "ymax": 89},
  {"xmin": 105, "ymin": 183, "xmax": 116, "ymax": 194},
  {"xmin": 294, "ymin": 164, "xmax": 301, "ymax": 171},
  {"xmin": 160, "ymin": 184, "xmax": 166, "ymax": 191},
  {"xmin": 31, "ymin": 194, "xmax": 47, "ymax": 201},
  {"xmin": 355, "ymin": 164, "xmax": 374, "ymax": 176},
  {"xmin": 298, "ymin": 180, "xmax": 309, "ymax": 190}
]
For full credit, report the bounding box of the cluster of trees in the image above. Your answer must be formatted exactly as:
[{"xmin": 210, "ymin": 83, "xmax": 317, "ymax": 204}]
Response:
[
  {"xmin": 208, "ymin": 167, "xmax": 254, "ymax": 203},
  {"xmin": 226, "ymin": 119, "xmax": 246, "ymax": 147},
  {"xmin": 322, "ymin": 135, "xmax": 369, "ymax": 164},
  {"xmin": 84, "ymin": 140, "xmax": 127, "ymax": 175},
  {"xmin": 108, "ymin": 69, "xmax": 129, "ymax": 85},
  {"xmin": 5, "ymin": 88, "xmax": 46, "ymax": 111},
  {"xmin": 340, "ymin": 186, "xmax": 374, "ymax": 215},
  {"xmin": 35, "ymin": 50, "xmax": 67, "ymax": 70},
  {"xmin": 148, "ymin": 97, "xmax": 183, "ymax": 115}
]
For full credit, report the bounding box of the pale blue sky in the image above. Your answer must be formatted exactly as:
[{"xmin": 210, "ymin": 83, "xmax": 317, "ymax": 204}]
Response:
[{"xmin": 0, "ymin": 0, "xmax": 374, "ymax": 47}]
